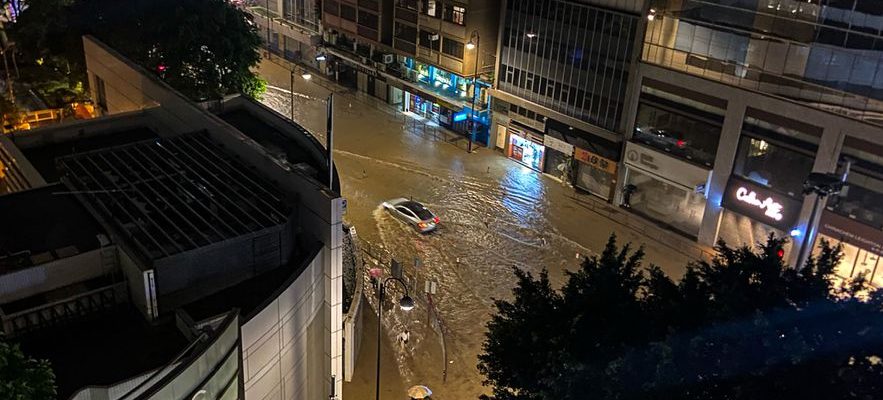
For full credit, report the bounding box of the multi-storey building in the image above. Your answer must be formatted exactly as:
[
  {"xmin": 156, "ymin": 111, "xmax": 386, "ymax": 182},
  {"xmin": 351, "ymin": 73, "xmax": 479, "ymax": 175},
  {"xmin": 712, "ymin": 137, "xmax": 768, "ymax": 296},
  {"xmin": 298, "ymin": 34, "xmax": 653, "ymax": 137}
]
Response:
[
  {"xmin": 322, "ymin": 0, "xmax": 500, "ymax": 144},
  {"xmin": 489, "ymin": 0, "xmax": 646, "ymax": 200},
  {"xmin": 247, "ymin": 0, "xmax": 325, "ymax": 68},
  {"xmin": 0, "ymin": 36, "xmax": 346, "ymax": 399},
  {"xmin": 623, "ymin": 0, "xmax": 883, "ymax": 281}
]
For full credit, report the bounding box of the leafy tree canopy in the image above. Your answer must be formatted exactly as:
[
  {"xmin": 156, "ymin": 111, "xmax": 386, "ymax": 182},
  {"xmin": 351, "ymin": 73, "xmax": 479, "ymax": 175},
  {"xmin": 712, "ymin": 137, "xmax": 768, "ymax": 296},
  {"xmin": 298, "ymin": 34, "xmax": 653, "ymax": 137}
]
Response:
[
  {"xmin": 12, "ymin": 0, "xmax": 265, "ymax": 101},
  {"xmin": 0, "ymin": 336, "xmax": 55, "ymax": 400},
  {"xmin": 478, "ymin": 235, "xmax": 883, "ymax": 400}
]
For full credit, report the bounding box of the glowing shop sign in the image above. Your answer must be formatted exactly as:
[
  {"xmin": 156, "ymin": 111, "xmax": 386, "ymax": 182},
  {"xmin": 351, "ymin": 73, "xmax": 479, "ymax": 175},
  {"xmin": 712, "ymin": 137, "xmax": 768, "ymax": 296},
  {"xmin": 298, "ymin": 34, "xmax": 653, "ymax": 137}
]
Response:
[{"xmin": 735, "ymin": 187, "xmax": 784, "ymax": 221}]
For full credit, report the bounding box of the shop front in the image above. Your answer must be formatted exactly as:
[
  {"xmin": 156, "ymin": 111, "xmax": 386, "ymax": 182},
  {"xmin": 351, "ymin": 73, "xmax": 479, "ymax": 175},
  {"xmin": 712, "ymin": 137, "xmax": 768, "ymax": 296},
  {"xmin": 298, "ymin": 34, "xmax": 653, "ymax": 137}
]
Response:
[
  {"xmin": 507, "ymin": 124, "xmax": 545, "ymax": 171},
  {"xmin": 574, "ymin": 147, "xmax": 618, "ymax": 200},
  {"xmin": 717, "ymin": 175, "xmax": 803, "ymax": 257},
  {"xmin": 542, "ymin": 135, "xmax": 573, "ymax": 181},
  {"xmin": 816, "ymin": 211, "xmax": 883, "ymax": 287},
  {"xmin": 622, "ymin": 142, "xmax": 711, "ymax": 238}
]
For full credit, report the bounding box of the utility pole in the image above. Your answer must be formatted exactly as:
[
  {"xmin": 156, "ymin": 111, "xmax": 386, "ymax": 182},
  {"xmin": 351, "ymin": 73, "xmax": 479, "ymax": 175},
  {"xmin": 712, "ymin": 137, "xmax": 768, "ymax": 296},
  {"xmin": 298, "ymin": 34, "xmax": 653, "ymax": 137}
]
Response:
[{"xmin": 289, "ymin": 69, "xmax": 295, "ymax": 120}]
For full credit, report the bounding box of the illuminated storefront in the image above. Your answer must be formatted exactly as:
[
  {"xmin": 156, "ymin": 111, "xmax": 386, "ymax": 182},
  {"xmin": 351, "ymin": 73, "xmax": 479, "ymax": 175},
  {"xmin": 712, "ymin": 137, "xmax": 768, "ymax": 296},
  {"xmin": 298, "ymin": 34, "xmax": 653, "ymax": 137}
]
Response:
[
  {"xmin": 507, "ymin": 124, "xmax": 545, "ymax": 171},
  {"xmin": 816, "ymin": 211, "xmax": 883, "ymax": 287},
  {"xmin": 402, "ymin": 58, "xmax": 490, "ymax": 144},
  {"xmin": 622, "ymin": 142, "xmax": 711, "ymax": 237},
  {"xmin": 718, "ymin": 175, "xmax": 803, "ymax": 257}
]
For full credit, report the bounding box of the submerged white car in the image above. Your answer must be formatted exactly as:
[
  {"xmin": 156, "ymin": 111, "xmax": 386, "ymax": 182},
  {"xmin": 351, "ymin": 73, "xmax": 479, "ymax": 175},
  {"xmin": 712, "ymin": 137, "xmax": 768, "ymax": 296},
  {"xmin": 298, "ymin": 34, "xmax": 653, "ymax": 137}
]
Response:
[{"xmin": 382, "ymin": 198, "xmax": 440, "ymax": 233}]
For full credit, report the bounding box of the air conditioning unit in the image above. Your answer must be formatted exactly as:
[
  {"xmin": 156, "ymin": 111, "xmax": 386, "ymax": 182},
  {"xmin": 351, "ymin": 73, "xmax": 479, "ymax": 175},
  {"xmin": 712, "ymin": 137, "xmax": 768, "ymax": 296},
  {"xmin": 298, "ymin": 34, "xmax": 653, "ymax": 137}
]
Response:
[
  {"xmin": 429, "ymin": 33, "xmax": 440, "ymax": 41},
  {"xmin": 382, "ymin": 54, "xmax": 394, "ymax": 64},
  {"xmin": 359, "ymin": 56, "xmax": 369, "ymax": 65}
]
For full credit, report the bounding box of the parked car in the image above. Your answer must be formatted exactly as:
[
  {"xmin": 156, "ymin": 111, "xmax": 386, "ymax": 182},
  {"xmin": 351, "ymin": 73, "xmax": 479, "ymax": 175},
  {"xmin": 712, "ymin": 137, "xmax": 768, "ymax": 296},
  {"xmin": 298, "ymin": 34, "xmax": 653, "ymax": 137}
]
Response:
[{"xmin": 382, "ymin": 198, "xmax": 439, "ymax": 233}]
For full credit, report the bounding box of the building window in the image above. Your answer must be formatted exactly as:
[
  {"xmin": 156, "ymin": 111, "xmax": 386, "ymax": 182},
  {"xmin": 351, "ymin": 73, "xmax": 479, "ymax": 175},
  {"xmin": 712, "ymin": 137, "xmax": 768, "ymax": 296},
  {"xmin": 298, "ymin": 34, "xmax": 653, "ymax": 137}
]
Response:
[
  {"xmin": 395, "ymin": 22, "xmax": 417, "ymax": 43},
  {"xmin": 632, "ymin": 100, "xmax": 722, "ymax": 167},
  {"xmin": 419, "ymin": 30, "xmax": 438, "ymax": 49},
  {"xmin": 340, "ymin": 4, "xmax": 356, "ymax": 21},
  {"xmin": 443, "ymin": 4, "xmax": 465, "ymax": 25},
  {"xmin": 732, "ymin": 135, "xmax": 815, "ymax": 198},
  {"xmin": 397, "ymin": 0, "xmax": 418, "ymax": 11},
  {"xmin": 421, "ymin": 0, "xmax": 438, "ymax": 17},
  {"xmin": 442, "ymin": 37, "xmax": 464, "ymax": 59},
  {"xmin": 323, "ymin": 0, "xmax": 339, "ymax": 16},
  {"xmin": 358, "ymin": 11, "xmax": 378, "ymax": 29}
]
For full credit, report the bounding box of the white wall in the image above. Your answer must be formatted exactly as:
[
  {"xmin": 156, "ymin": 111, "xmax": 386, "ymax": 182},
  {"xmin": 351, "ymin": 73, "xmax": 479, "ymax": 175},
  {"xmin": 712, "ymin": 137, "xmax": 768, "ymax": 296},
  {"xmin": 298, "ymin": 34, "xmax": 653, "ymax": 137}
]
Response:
[{"xmin": 241, "ymin": 248, "xmax": 326, "ymax": 400}]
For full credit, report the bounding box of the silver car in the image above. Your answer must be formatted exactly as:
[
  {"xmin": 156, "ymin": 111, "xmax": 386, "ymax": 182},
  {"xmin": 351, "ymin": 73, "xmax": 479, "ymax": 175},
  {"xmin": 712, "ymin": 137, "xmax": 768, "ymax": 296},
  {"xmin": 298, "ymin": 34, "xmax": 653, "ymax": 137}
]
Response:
[{"xmin": 382, "ymin": 198, "xmax": 439, "ymax": 233}]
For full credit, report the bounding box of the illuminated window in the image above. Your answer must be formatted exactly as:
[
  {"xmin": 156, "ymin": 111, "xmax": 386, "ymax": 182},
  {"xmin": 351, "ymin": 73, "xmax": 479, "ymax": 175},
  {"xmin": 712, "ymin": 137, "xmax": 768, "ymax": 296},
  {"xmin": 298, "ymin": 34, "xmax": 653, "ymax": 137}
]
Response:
[{"xmin": 444, "ymin": 4, "xmax": 465, "ymax": 25}]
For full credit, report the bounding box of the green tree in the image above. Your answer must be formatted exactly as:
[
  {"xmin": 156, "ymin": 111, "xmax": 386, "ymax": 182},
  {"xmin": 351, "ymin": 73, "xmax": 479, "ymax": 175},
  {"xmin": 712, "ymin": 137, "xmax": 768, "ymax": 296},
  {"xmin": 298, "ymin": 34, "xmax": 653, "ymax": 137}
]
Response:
[
  {"xmin": 12, "ymin": 0, "xmax": 264, "ymax": 103},
  {"xmin": 0, "ymin": 337, "xmax": 55, "ymax": 400},
  {"xmin": 478, "ymin": 234, "xmax": 883, "ymax": 400}
]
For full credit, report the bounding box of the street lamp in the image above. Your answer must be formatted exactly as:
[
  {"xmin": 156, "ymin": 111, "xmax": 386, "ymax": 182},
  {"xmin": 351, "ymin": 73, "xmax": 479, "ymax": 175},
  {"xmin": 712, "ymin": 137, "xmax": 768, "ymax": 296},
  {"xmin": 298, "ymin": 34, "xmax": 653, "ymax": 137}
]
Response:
[
  {"xmin": 466, "ymin": 30, "xmax": 480, "ymax": 153},
  {"xmin": 795, "ymin": 164, "xmax": 850, "ymax": 269},
  {"xmin": 375, "ymin": 276, "xmax": 414, "ymax": 400}
]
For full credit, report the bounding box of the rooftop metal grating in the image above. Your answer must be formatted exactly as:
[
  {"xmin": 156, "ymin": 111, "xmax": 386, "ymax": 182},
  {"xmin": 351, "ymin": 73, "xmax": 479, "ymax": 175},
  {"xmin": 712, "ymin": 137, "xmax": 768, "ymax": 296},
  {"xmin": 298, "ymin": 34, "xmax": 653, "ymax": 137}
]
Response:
[{"xmin": 57, "ymin": 131, "xmax": 290, "ymax": 261}]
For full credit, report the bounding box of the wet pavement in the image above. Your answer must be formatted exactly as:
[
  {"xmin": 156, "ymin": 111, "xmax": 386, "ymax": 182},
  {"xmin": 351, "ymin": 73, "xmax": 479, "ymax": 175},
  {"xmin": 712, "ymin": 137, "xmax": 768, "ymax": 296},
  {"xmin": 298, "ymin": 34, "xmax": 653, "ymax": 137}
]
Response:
[{"xmin": 256, "ymin": 58, "xmax": 705, "ymax": 399}]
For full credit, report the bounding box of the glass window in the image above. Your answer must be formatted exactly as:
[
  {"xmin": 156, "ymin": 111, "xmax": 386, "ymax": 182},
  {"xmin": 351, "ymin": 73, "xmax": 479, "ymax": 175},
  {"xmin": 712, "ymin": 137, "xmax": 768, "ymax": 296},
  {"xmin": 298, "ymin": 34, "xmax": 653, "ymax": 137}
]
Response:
[
  {"xmin": 828, "ymin": 169, "xmax": 883, "ymax": 229},
  {"xmin": 421, "ymin": 0, "xmax": 438, "ymax": 17},
  {"xmin": 625, "ymin": 168, "xmax": 706, "ymax": 237},
  {"xmin": 323, "ymin": 0, "xmax": 339, "ymax": 15},
  {"xmin": 633, "ymin": 101, "xmax": 721, "ymax": 167},
  {"xmin": 397, "ymin": 0, "xmax": 417, "ymax": 11},
  {"xmin": 442, "ymin": 37, "xmax": 464, "ymax": 58},
  {"xmin": 444, "ymin": 4, "xmax": 466, "ymax": 25},
  {"xmin": 358, "ymin": 11, "xmax": 378, "ymax": 29},
  {"xmin": 340, "ymin": 4, "xmax": 356, "ymax": 21},
  {"xmin": 732, "ymin": 135, "xmax": 815, "ymax": 197},
  {"xmin": 395, "ymin": 22, "xmax": 417, "ymax": 43},
  {"xmin": 419, "ymin": 30, "xmax": 438, "ymax": 49}
]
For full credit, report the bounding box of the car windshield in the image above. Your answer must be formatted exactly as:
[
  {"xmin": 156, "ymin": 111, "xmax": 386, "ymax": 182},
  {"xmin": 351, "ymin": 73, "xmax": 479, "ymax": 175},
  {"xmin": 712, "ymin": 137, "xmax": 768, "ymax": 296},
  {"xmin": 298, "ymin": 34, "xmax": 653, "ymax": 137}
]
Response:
[{"xmin": 401, "ymin": 201, "xmax": 434, "ymax": 220}]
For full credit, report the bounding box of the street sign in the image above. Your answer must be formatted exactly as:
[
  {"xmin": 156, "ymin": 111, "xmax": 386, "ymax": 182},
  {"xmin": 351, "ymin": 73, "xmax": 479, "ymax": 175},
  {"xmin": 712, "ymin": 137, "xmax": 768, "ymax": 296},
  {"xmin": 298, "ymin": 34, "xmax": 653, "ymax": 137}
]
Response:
[
  {"xmin": 391, "ymin": 259, "xmax": 403, "ymax": 279},
  {"xmin": 424, "ymin": 280, "xmax": 438, "ymax": 294}
]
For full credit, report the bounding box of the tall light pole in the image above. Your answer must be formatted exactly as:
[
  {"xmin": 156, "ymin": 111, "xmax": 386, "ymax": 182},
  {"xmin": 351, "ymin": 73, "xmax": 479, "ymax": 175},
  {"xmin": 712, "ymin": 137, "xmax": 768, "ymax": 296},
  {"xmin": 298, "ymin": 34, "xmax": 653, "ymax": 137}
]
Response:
[
  {"xmin": 266, "ymin": 0, "xmax": 272, "ymax": 56},
  {"xmin": 796, "ymin": 164, "xmax": 850, "ymax": 269},
  {"xmin": 375, "ymin": 276, "xmax": 414, "ymax": 400},
  {"xmin": 465, "ymin": 30, "xmax": 480, "ymax": 153}
]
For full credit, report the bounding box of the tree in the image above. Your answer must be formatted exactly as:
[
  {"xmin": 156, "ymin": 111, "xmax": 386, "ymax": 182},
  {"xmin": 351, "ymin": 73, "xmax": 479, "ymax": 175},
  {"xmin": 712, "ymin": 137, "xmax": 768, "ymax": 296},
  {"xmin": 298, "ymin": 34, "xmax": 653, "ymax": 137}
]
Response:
[
  {"xmin": 0, "ymin": 337, "xmax": 56, "ymax": 400},
  {"xmin": 478, "ymin": 234, "xmax": 883, "ymax": 400},
  {"xmin": 11, "ymin": 0, "xmax": 265, "ymax": 104}
]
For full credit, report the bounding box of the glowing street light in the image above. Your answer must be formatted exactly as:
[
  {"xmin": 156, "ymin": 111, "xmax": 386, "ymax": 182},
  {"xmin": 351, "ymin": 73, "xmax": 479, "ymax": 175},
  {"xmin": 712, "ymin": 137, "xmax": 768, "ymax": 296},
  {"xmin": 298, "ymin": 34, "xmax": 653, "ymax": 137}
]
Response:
[{"xmin": 301, "ymin": 72, "xmax": 312, "ymax": 80}]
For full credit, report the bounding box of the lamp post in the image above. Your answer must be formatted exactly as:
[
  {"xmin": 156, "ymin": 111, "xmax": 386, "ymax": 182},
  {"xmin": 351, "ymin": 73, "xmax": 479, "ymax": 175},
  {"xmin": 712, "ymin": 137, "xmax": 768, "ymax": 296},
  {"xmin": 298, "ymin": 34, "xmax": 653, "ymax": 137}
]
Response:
[
  {"xmin": 375, "ymin": 276, "xmax": 414, "ymax": 400},
  {"xmin": 466, "ymin": 30, "xmax": 480, "ymax": 153},
  {"xmin": 265, "ymin": 0, "xmax": 272, "ymax": 56},
  {"xmin": 795, "ymin": 164, "xmax": 850, "ymax": 269}
]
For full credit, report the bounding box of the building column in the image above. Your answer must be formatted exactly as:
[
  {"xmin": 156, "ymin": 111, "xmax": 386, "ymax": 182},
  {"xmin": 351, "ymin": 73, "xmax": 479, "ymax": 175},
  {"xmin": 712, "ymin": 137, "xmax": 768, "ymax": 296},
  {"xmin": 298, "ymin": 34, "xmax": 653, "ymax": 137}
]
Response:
[
  {"xmin": 326, "ymin": 197, "xmax": 345, "ymax": 398},
  {"xmin": 786, "ymin": 127, "xmax": 845, "ymax": 267},
  {"xmin": 612, "ymin": 67, "xmax": 644, "ymax": 206},
  {"xmin": 697, "ymin": 96, "xmax": 747, "ymax": 246}
]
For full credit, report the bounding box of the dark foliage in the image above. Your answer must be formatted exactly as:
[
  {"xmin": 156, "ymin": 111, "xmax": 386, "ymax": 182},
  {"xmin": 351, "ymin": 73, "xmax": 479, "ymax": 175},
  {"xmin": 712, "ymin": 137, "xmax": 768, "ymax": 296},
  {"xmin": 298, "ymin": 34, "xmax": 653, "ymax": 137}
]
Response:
[
  {"xmin": 12, "ymin": 0, "xmax": 265, "ymax": 102},
  {"xmin": 478, "ymin": 234, "xmax": 883, "ymax": 400}
]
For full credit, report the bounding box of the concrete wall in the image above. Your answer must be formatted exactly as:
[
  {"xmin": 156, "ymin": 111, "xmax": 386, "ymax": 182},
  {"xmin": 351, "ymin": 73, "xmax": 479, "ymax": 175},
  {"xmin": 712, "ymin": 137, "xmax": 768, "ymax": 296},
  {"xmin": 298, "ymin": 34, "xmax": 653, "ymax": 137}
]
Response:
[
  {"xmin": 0, "ymin": 249, "xmax": 102, "ymax": 304},
  {"xmin": 241, "ymin": 245, "xmax": 326, "ymax": 400},
  {"xmin": 154, "ymin": 225, "xmax": 292, "ymax": 313}
]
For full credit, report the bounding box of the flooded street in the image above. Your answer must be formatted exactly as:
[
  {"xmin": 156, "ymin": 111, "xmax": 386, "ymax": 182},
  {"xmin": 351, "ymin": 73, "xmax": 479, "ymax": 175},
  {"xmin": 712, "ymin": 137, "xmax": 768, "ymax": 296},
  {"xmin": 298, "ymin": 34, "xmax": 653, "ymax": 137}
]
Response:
[{"xmin": 257, "ymin": 58, "xmax": 696, "ymax": 398}]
